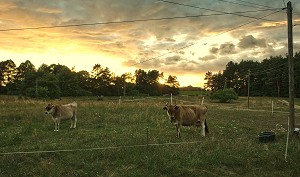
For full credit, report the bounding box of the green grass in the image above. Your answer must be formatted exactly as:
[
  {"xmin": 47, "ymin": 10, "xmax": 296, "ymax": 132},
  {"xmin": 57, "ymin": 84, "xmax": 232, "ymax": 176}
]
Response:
[
  {"xmin": 0, "ymin": 96, "xmax": 299, "ymax": 176},
  {"xmin": 179, "ymin": 90, "xmax": 208, "ymax": 96}
]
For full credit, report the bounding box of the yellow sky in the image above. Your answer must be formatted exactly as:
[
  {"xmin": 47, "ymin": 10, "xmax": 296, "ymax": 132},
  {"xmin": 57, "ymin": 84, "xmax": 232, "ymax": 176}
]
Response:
[{"xmin": 1, "ymin": 0, "xmax": 299, "ymax": 87}]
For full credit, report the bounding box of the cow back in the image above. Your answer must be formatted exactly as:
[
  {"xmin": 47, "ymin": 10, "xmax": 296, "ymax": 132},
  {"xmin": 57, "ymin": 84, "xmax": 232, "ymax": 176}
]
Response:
[
  {"xmin": 52, "ymin": 104, "xmax": 76, "ymax": 119},
  {"xmin": 178, "ymin": 105, "xmax": 207, "ymax": 126}
]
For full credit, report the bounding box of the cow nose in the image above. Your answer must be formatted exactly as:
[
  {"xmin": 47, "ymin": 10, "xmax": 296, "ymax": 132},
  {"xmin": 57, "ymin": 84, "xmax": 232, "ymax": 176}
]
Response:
[
  {"xmin": 170, "ymin": 116, "xmax": 175, "ymax": 120},
  {"xmin": 45, "ymin": 111, "xmax": 48, "ymax": 114}
]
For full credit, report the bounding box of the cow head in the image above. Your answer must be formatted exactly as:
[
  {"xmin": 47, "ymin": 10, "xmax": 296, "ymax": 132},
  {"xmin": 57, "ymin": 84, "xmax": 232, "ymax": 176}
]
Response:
[
  {"xmin": 45, "ymin": 103, "xmax": 54, "ymax": 114},
  {"xmin": 163, "ymin": 103, "xmax": 179, "ymax": 124}
]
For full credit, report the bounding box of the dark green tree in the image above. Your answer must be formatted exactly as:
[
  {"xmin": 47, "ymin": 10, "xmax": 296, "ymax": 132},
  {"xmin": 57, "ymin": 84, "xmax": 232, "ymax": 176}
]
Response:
[
  {"xmin": 210, "ymin": 88, "xmax": 239, "ymax": 103},
  {"xmin": 8, "ymin": 60, "xmax": 36, "ymax": 95},
  {"xmin": 0, "ymin": 60, "xmax": 17, "ymax": 94},
  {"xmin": 164, "ymin": 75, "xmax": 179, "ymax": 95}
]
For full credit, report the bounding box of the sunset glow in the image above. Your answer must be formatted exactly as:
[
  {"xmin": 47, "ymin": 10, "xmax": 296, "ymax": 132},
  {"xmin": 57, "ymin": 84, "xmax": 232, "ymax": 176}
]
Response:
[{"xmin": 1, "ymin": 0, "xmax": 300, "ymax": 87}]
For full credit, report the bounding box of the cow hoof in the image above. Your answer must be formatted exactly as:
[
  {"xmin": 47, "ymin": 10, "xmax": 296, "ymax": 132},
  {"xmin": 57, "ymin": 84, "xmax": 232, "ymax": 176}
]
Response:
[{"xmin": 54, "ymin": 130, "xmax": 59, "ymax": 131}]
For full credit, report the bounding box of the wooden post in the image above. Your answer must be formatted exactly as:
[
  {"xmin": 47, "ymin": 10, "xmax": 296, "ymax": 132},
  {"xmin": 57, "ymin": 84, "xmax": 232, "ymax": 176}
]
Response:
[
  {"xmin": 287, "ymin": 1, "xmax": 295, "ymax": 134},
  {"xmin": 247, "ymin": 70, "xmax": 250, "ymax": 109},
  {"xmin": 146, "ymin": 127, "xmax": 149, "ymax": 146},
  {"xmin": 35, "ymin": 79, "xmax": 38, "ymax": 99},
  {"xmin": 123, "ymin": 82, "xmax": 126, "ymax": 97},
  {"xmin": 272, "ymin": 100, "xmax": 274, "ymax": 114}
]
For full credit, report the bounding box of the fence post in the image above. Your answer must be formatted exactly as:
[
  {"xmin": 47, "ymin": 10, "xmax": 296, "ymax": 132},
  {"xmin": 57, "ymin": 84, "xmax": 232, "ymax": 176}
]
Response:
[{"xmin": 271, "ymin": 100, "xmax": 274, "ymax": 114}]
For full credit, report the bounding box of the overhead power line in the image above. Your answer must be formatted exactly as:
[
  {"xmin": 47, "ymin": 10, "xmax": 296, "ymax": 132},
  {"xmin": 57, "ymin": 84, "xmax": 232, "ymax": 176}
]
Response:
[
  {"xmin": 158, "ymin": 0, "xmax": 281, "ymax": 22},
  {"xmin": 217, "ymin": 0, "xmax": 300, "ymax": 16},
  {"xmin": 251, "ymin": 60, "xmax": 300, "ymax": 76},
  {"xmin": 235, "ymin": 0, "xmax": 278, "ymax": 9},
  {"xmin": 0, "ymin": 8, "xmax": 280, "ymax": 32},
  {"xmin": 216, "ymin": 0, "xmax": 274, "ymax": 10},
  {"xmin": 132, "ymin": 10, "xmax": 281, "ymax": 66}
]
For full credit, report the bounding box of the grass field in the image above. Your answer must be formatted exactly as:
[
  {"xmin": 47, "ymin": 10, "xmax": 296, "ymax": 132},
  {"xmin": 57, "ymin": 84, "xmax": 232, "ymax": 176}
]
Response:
[{"xmin": 0, "ymin": 95, "xmax": 299, "ymax": 177}]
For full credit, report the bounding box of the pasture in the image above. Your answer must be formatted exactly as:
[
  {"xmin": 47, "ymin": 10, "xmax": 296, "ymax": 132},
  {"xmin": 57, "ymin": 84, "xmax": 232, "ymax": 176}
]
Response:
[{"xmin": 0, "ymin": 95, "xmax": 299, "ymax": 176}]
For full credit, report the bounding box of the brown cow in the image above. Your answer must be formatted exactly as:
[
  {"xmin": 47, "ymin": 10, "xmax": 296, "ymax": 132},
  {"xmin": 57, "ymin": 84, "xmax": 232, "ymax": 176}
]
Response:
[
  {"xmin": 163, "ymin": 103, "xmax": 208, "ymax": 138},
  {"xmin": 45, "ymin": 102, "xmax": 77, "ymax": 131}
]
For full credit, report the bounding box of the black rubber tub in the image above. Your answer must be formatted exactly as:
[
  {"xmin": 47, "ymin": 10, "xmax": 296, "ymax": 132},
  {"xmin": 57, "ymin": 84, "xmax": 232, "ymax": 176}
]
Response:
[{"xmin": 258, "ymin": 131, "xmax": 275, "ymax": 143}]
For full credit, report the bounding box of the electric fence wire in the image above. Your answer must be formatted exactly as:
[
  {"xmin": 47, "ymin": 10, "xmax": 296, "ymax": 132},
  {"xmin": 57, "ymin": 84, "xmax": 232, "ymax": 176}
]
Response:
[{"xmin": 0, "ymin": 141, "xmax": 202, "ymax": 156}]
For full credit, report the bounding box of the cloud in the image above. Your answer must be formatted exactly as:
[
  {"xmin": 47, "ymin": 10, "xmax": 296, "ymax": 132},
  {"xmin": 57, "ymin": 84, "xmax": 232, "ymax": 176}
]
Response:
[
  {"xmin": 219, "ymin": 43, "xmax": 236, "ymax": 55},
  {"xmin": 209, "ymin": 43, "xmax": 236, "ymax": 55},
  {"xmin": 0, "ymin": 1, "xmax": 17, "ymax": 10},
  {"xmin": 210, "ymin": 47, "xmax": 219, "ymax": 54},
  {"xmin": 199, "ymin": 55, "xmax": 217, "ymax": 61},
  {"xmin": 164, "ymin": 55, "xmax": 183, "ymax": 65},
  {"xmin": 1, "ymin": 0, "xmax": 300, "ymax": 87},
  {"xmin": 238, "ymin": 35, "xmax": 267, "ymax": 49}
]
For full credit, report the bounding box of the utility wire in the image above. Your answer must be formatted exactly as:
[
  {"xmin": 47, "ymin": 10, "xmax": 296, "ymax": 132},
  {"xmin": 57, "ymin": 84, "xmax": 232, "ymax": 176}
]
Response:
[
  {"xmin": 216, "ymin": 0, "xmax": 273, "ymax": 10},
  {"xmin": 132, "ymin": 10, "xmax": 282, "ymax": 66},
  {"xmin": 251, "ymin": 65, "xmax": 287, "ymax": 76},
  {"xmin": 0, "ymin": 9, "xmax": 280, "ymax": 32},
  {"xmin": 219, "ymin": 0, "xmax": 299, "ymax": 16},
  {"xmin": 235, "ymin": 0, "xmax": 279, "ymax": 9},
  {"xmin": 251, "ymin": 60, "xmax": 300, "ymax": 76},
  {"xmin": 158, "ymin": 0, "xmax": 280, "ymax": 22}
]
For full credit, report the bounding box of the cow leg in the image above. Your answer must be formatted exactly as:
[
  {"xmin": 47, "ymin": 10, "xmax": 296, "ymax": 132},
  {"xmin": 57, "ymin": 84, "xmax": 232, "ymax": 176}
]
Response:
[
  {"xmin": 73, "ymin": 114, "xmax": 77, "ymax": 128},
  {"xmin": 201, "ymin": 121, "xmax": 205, "ymax": 137},
  {"xmin": 57, "ymin": 120, "xmax": 60, "ymax": 131},
  {"xmin": 176, "ymin": 125, "xmax": 181, "ymax": 138},
  {"xmin": 54, "ymin": 120, "xmax": 59, "ymax": 131},
  {"xmin": 70, "ymin": 120, "xmax": 74, "ymax": 129}
]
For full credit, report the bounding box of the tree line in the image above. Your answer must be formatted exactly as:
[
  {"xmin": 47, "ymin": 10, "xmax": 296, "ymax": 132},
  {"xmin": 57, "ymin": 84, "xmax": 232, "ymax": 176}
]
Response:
[
  {"xmin": 204, "ymin": 52, "xmax": 300, "ymax": 97},
  {"xmin": 0, "ymin": 60, "xmax": 180, "ymax": 98}
]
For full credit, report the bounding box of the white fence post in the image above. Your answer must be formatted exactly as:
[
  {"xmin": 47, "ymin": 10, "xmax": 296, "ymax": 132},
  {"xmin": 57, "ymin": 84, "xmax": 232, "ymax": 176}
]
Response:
[{"xmin": 272, "ymin": 100, "xmax": 274, "ymax": 114}]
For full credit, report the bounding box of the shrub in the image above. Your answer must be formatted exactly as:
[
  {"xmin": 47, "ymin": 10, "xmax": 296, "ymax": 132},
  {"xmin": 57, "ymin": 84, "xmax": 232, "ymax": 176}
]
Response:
[{"xmin": 210, "ymin": 89, "xmax": 238, "ymax": 103}]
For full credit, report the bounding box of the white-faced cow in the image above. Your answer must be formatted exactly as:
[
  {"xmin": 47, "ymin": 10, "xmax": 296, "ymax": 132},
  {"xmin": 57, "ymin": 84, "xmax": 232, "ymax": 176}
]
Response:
[
  {"xmin": 163, "ymin": 103, "xmax": 208, "ymax": 138},
  {"xmin": 45, "ymin": 102, "xmax": 77, "ymax": 131}
]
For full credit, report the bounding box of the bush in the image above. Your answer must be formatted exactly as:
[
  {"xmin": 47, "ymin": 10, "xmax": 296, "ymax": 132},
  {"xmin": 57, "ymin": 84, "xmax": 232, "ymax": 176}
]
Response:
[{"xmin": 210, "ymin": 89, "xmax": 238, "ymax": 103}]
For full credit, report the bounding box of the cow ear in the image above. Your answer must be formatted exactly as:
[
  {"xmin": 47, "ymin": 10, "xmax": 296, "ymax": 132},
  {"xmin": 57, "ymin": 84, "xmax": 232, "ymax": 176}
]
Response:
[
  {"xmin": 163, "ymin": 106, "xmax": 168, "ymax": 110},
  {"xmin": 175, "ymin": 106, "xmax": 179, "ymax": 110}
]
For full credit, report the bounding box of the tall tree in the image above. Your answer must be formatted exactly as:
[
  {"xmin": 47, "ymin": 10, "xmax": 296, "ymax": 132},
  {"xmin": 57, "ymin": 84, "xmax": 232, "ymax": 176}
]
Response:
[
  {"xmin": 90, "ymin": 64, "xmax": 112, "ymax": 95},
  {"xmin": 8, "ymin": 60, "xmax": 36, "ymax": 95},
  {"xmin": 205, "ymin": 71, "xmax": 224, "ymax": 91},
  {"xmin": 0, "ymin": 60, "xmax": 17, "ymax": 94},
  {"xmin": 164, "ymin": 75, "xmax": 180, "ymax": 95}
]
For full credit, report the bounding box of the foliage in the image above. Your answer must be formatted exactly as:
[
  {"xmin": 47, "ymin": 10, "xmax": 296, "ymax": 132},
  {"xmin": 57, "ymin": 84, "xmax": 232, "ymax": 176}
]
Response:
[
  {"xmin": 0, "ymin": 60, "xmax": 180, "ymax": 98},
  {"xmin": 163, "ymin": 75, "xmax": 180, "ymax": 95},
  {"xmin": 205, "ymin": 52, "xmax": 300, "ymax": 97},
  {"xmin": 210, "ymin": 88, "xmax": 238, "ymax": 102}
]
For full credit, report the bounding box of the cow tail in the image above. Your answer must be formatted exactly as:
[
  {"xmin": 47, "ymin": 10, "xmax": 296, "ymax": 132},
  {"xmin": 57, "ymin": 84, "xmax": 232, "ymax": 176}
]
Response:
[{"xmin": 205, "ymin": 119, "xmax": 209, "ymax": 134}]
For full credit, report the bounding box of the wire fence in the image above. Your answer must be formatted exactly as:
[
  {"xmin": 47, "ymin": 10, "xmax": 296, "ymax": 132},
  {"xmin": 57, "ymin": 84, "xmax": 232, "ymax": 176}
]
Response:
[
  {"xmin": 0, "ymin": 140, "xmax": 203, "ymax": 156},
  {"xmin": 1, "ymin": 95, "xmax": 299, "ymax": 156}
]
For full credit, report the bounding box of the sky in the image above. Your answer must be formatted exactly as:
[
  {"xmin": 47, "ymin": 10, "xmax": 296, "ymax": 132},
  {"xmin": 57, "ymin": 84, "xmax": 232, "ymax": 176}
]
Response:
[{"xmin": 0, "ymin": 0, "xmax": 300, "ymax": 87}]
